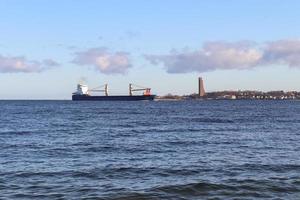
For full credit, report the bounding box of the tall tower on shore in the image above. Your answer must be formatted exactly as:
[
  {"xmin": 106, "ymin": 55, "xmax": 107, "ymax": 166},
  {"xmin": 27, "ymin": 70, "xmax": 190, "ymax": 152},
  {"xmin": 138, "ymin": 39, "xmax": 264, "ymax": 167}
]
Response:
[{"xmin": 198, "ymin": 77, "xmax": 205, "ymax": 97}]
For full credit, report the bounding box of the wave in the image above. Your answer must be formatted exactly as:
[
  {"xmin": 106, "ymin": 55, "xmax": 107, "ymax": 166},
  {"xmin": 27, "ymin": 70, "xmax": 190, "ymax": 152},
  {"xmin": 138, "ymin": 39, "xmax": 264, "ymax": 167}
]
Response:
[{"xmin": 105, "ymin": 180, "xmax": 300, "ymax": 199}]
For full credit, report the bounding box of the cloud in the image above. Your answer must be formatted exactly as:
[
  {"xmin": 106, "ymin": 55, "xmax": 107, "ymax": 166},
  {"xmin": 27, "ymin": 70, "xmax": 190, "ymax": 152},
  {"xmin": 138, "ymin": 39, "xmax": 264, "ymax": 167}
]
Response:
[
  {"xmin": 42, "ymin": 59, "xmax": 60, "ymax": 67},
  {"xmin": 144, "ymin": 39, "xmax": 300, "ymax": 73},
  {"xmin": 72, "ymin": 47, "xmax": 132, "ymax": 74},
  {"xmin": 263, "ymin": 39, "xmax": 300, "ymax": 67},
  {"xmin": 0, "ymin": 55, "xmax": 59, "ymax": 73}
]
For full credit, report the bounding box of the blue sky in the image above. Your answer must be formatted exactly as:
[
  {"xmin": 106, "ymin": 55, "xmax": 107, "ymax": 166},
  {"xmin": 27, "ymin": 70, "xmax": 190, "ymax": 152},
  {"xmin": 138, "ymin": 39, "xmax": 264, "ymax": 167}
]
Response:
[{"xmin": 0, "ymin": 0, "xmax": 300, "ymax": 99}]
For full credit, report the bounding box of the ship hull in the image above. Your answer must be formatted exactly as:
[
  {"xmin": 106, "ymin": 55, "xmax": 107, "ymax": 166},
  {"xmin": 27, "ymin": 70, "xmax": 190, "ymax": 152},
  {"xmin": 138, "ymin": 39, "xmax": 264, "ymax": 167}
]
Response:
[{"xmin": 72, "ymin": 94, "xmax": 156, "ymax": 101}]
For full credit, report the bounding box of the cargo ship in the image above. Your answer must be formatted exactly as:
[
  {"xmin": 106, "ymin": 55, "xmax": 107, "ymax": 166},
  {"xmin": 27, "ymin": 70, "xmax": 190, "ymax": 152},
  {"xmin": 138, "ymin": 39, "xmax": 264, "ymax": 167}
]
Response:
[{"xmin": 72, "ymin": 83, "xmax": 156, "ymax": 101}]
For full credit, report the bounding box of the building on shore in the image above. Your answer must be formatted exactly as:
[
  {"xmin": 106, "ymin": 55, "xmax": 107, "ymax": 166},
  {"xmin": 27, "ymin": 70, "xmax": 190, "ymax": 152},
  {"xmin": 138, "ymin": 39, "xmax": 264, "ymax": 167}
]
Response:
[
  {"xmin": 157, "ymin": 77, "xmax": 300, "ymax": 100},
  {"xmin": 198, "ymin": 77, "xmax": 206, "ymax": 97}
]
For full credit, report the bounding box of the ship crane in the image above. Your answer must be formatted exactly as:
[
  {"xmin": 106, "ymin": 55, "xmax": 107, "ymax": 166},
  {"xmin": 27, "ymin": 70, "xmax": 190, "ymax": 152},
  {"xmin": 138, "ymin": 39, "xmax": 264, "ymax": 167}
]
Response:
[
  {"xmin": 88, "ymin": 84, "xmax": 108, "ymax": 96},
  {"xmin": 129, "ymin": 83, "xmax": 152, "ymax": 96}
]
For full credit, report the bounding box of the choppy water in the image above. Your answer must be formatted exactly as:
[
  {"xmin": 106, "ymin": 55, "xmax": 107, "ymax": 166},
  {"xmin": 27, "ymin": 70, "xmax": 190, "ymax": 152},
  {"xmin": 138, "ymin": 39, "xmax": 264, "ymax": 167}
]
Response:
[{"xmin": 0, "ymin": 100, "xmax": 300, "ymax": 199}]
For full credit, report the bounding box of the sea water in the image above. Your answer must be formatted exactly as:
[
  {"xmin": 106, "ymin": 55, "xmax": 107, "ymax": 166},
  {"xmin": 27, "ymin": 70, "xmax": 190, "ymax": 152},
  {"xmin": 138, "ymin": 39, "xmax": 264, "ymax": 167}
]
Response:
[{"xmin": 0, "ymin": 100, "xmax": 299, "ymax": 199}]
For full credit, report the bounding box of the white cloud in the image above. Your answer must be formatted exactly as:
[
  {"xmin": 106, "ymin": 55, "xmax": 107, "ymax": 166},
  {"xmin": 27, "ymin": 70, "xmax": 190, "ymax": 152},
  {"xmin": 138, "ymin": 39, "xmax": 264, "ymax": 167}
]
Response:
[
  {"xmin": 145, "ymin": 39, "xmax": 300, "ymax": 73},
  {"xmin": 0, "ymin": 55, "xmax": 59, "ymax": 73},
  {"xmin": 72, "ymin": 48, "xmax": 132, "ymax": 74},
  {"xmin": 263, "ymin": 39, "xmax": 300, "ymax": 67}
]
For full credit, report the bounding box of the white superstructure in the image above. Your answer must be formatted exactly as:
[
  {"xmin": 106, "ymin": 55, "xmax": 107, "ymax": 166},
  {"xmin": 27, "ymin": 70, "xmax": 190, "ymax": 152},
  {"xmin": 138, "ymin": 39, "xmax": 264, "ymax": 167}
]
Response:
[{"xmin": 73, "ymin": 84, "xmax": 89, "ymax": 95}]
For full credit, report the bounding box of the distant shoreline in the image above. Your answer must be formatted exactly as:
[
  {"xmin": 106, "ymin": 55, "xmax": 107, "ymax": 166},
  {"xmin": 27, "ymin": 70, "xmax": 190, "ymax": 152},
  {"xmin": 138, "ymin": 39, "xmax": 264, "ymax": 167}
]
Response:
[{"xmin": 0, "ymin": 99, "xmax": 299, "ymax": 101}]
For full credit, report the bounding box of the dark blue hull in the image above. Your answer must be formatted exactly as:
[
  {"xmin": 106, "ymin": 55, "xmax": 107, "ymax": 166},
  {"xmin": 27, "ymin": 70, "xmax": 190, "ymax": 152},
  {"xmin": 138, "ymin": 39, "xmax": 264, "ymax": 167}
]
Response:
[{"xmin": 72, "ymin": 95, "xmax": 156, "ymax": 101}]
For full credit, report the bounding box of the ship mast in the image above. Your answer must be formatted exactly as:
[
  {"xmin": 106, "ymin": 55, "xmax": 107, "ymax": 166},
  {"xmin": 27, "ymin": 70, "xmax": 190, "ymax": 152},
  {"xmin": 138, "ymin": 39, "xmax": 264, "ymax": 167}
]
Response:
[
  {"xmin": 129, "ymin": 84, "xmax": 132, "ymax": 96},
  {"xmin": 105, "ymin": 84, "xmax": 108, "ymax": 96}
]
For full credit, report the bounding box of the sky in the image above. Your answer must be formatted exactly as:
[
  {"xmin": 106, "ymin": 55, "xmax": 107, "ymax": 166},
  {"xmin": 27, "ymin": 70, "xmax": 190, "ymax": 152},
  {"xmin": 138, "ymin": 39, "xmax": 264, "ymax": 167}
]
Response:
[{"xmin": 1, "ymin": 0, "xmax": 300, "ymax": 99}]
